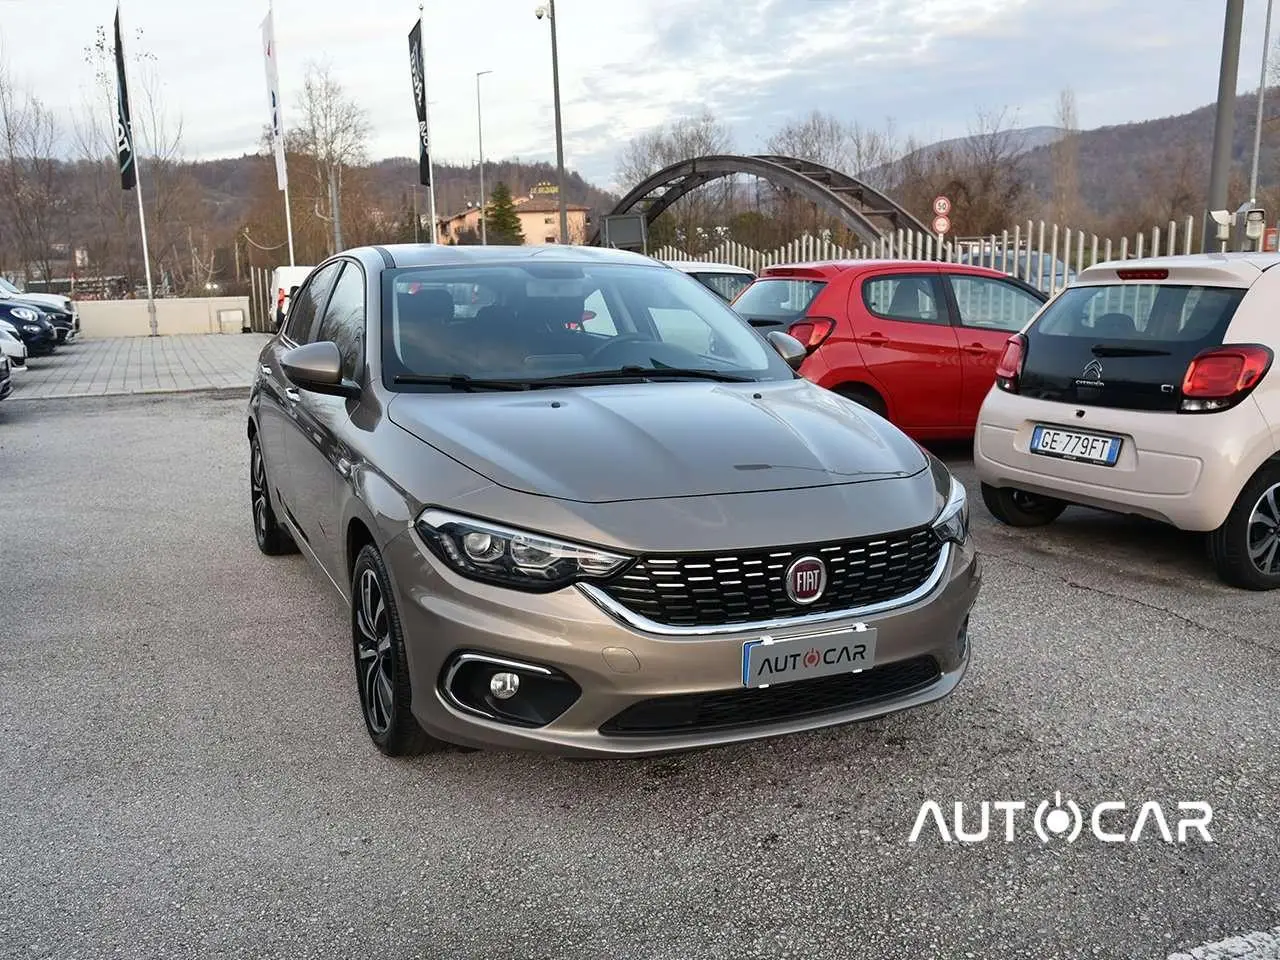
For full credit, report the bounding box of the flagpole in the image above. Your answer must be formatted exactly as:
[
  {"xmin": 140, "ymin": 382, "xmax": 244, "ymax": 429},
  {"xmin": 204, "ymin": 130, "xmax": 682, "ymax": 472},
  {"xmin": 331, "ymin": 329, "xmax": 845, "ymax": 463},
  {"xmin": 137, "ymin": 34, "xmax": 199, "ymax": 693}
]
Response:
[
  {"xmin": 419, "ymin": 4, "xmax": 438, "ymax": 243},
  {"xmin": 117, "ymin": 3, "xmax": 157, "ymax": 335},
  {"xmin": 283, "ymin": 178, "xmax": 296, "ymax": 265},
  {"xmin": 265, "ymin": 1, "xmax": 295, "ymax": 265}
]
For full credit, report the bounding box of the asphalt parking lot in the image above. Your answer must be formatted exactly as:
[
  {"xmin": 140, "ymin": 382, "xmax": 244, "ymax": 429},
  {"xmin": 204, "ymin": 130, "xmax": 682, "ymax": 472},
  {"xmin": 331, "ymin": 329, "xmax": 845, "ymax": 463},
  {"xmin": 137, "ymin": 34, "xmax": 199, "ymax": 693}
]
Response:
[{"xmin": 1, "ymin": 392, "xmax": 1277, "ymax": 960}]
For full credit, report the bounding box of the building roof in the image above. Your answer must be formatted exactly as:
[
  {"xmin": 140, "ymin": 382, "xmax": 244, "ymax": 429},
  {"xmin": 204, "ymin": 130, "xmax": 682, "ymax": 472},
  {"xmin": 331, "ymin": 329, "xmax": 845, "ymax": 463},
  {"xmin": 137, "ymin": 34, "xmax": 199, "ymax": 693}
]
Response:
[{"xmin": 514, "ymin": 197, "xmax": 591, "ymax": 214}]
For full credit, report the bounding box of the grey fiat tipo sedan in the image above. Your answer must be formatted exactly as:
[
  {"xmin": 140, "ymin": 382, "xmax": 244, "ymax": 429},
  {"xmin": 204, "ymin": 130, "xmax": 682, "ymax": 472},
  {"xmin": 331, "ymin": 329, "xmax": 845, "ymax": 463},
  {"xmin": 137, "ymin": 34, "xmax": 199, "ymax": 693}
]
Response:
[{"xmin": 247, "ymin": 244, "xmax": 980, "ymax": 758}]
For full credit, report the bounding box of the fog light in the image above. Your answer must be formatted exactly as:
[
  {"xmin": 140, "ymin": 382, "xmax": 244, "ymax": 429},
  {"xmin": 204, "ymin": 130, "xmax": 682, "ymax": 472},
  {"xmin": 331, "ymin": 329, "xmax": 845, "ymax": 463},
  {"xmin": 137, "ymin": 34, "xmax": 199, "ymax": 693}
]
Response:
[{"xmin": 489, "ymin": 671, "xmax": 520, "ymax": 700}]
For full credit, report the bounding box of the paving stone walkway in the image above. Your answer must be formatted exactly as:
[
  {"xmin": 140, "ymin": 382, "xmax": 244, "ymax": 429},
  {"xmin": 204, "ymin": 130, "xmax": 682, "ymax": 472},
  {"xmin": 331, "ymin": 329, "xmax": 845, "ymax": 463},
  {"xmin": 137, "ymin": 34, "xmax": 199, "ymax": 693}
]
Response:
[{"xmin": 6, "ymin": 334, "xmax": 271, "ymax": 400}]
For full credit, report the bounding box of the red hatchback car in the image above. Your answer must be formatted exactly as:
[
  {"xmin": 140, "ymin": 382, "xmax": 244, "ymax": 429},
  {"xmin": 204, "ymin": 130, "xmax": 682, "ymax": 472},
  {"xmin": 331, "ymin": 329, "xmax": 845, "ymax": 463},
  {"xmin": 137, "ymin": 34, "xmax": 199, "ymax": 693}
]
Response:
[{"xmin": 731, "ymin": 260, "xmax": 1048, "ymax": 440}]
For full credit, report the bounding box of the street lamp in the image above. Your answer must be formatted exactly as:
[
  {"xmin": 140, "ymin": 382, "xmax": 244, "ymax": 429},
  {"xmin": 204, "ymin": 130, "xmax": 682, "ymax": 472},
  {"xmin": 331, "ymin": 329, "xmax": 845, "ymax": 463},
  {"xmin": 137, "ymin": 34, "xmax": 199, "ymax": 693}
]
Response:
[
  {"xmin": 534, "ymin": 1, "xmax": 569, "ymax": 244},
  {"xmin": 476, "ymin": 70, "xmax": 493, "ymax": 245}
]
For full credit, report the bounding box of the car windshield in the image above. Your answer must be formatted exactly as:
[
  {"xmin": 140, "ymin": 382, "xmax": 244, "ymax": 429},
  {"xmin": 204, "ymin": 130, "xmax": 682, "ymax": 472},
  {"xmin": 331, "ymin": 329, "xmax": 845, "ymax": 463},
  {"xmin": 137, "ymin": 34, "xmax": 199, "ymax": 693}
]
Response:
[
  {"xmin": 380, "ymin": 261, "xmax": 793, "ymax": 389},
  {"xmin": 0, "ymin": 277, "xmax": 20, "ymax": 296},
  {"xmin": 687, "ymin": 271, "xmax": 754, "ymax": 303},
  {"xmin": 1031, "ymin": 283, "xmax": 1245, "ymax": 344},
  {"xmin": 731, "ymin": 277, "xmax": 826, "ymax": 322}
]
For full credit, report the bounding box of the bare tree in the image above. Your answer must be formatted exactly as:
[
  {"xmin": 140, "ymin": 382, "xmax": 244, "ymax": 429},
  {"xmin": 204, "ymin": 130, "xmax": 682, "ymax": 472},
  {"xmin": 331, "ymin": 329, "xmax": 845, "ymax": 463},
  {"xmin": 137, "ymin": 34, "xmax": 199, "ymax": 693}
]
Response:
[
  {"xmin": 288, "ymin": 61, "xmax": 371, "ymax": 255},
  {"xmin": 0, "ymin": 59, "xmax": 66, "ymax": 283},
  {"xmin": 887, "ymin": 108, "xmax": 1029, "ymax": 236},
  {"xmin": 1050, "ymin": 87, "xmax": 1082, "ymax": 225},
  {"xmin": 615, "ymin": 110, "xmax": 735, "ymax": 251},
  {"xmin": 70, "ymin": 22, "xmax": 209, "ymax": 294},
  {"xmin": 766, "ymin": 110, "xmax": 851, "ymax": 169}
]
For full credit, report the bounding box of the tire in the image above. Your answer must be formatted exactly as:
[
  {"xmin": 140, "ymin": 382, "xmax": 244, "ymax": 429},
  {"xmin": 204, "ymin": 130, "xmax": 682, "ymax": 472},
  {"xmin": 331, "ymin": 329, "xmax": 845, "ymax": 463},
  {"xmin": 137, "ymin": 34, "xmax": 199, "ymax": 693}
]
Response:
[
  {"xmin": 836, "ymin": 384, "xmax": 888, "ymax": 418},
  {"xmin": 1206, "ymin": 463, "xmax": 1280, "ymax": 590},
  {"xmin": 351, "ymin": 543, "xmax": 440, "ymax": 757},
  {"xmin": 981, "ymin": 482, "xmax": 1067, "ymax": 527},
  {"xmin": 250, "ymin": 432, "xmax": 298, "ymax": 555}
]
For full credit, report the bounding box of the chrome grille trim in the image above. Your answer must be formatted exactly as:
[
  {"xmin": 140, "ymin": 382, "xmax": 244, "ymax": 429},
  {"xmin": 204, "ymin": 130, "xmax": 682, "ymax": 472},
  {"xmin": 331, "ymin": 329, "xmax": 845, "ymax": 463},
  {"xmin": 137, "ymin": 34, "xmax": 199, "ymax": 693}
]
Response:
[{"xmin": 578, "ymin": 542, "xmax": 952, "ymax": 637}]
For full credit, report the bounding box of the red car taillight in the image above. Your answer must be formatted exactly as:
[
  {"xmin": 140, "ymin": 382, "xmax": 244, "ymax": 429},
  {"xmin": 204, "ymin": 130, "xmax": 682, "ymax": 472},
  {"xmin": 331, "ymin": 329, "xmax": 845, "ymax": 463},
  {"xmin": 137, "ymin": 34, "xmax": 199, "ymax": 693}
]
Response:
[
  {"xmin": 1179, "ymin": 344, "xmax": 1273, "ymax": 413},
  {"xmin": 787, "ymin": 317, "xmax": 835, "ymax": 352},
  {"xmin": 995, "ymin": 334, "xmax": 1027, "ymax": 393},
  {"xmin": 277, "ymin": 288, "xmax": 286, "ymax": 308}
]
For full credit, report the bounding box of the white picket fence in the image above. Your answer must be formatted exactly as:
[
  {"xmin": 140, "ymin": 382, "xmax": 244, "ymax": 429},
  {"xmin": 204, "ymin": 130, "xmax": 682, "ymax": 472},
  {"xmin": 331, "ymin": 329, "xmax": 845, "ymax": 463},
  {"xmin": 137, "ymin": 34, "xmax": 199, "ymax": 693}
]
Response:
[{"xmin": 653, "ymin": 215, "xmax": 1200, "ymax": 297}]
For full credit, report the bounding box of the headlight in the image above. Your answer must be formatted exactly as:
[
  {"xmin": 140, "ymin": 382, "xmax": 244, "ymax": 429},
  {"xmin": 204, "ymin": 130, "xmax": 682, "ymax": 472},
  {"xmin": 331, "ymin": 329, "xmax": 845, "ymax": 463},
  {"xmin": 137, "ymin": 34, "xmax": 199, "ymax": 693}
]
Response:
[
  {"xmin": 10, "ymin": 307, "xmax": 37, "ymax": 322},
  {"xmin": 415, "ymin": 509, "xmax": 631, "ymax": 592},
  {"xmin": 931, "ymin": 475, "xmax": 969, "ymax": 545}
]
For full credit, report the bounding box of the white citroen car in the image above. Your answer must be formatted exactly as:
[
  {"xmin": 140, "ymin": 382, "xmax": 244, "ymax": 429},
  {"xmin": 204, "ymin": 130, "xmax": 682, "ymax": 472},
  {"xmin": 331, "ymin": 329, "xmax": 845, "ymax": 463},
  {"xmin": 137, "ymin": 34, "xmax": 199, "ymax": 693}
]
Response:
[{"xmin": 974, "ymin": 252, "xmax": 1280, "ymax": 589}]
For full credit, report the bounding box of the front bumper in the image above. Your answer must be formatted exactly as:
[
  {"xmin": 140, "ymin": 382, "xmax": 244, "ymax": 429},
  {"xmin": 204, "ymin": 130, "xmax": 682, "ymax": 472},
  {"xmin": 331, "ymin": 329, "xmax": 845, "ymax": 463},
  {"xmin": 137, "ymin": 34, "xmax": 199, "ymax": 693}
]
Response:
[{"xmin": 383, "ymin": 526, "xmax": 981, "ymax": 758}]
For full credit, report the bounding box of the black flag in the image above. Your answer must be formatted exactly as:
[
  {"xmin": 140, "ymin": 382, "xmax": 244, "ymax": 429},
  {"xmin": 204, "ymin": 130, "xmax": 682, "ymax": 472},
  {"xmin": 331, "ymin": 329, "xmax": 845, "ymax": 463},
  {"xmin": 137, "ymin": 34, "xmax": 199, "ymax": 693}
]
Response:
[
  {"xmin": 407, "ymin": 21, "xmax": 430, "ymax": 187},
  {"xmin": 114, "ymin": 6, "xmax": 136, "ymax": 191}
]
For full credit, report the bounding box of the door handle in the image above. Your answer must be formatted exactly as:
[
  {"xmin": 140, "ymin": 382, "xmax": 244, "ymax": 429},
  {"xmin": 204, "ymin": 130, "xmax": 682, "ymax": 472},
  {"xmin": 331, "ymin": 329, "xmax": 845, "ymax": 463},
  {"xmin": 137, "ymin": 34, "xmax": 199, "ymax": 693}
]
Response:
[
  {"xmin": 260, "ymin": 364, "xmax": 271, "ymax": 375},
  {"xmin": 862, "ymin": 333, "xmax": 889, "ymax": 345},
  {"xmin": 285, "ymin": 387, "xmax": 301, "ymax": 402},
  {"xmin": 962, "ymin": 343, "xmax": 987, "ymax": 355}
]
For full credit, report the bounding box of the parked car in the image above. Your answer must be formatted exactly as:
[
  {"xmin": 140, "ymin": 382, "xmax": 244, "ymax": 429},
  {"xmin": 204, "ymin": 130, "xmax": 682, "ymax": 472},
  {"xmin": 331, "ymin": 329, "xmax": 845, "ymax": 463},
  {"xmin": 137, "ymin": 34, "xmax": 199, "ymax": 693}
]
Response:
[
  {"xmin": 0, "ymin": 353, "xmax": 10, "ymax": 403},
  {"xmin": 0, "ymin": 301, "xmax": 57, "ymax": 356},
  {"xmin": 0, "ymin": 275, "xmax": 77, "ymax": 319},
  {"xmin": 248, "ymin": 244, "xmax": 980, "ymax": 758},
  {"xmin": 0, "ymin": 320, "xmax": 28, "ymax": 371},
  {"xmin": 270, "ymin": 265, "xmax": 315, "ymax": 330},
  {"xmin": 663, "ymin": 260, "xmax": 756, "ymax": 303},
  {"xmin": 957, "ymin": 247, "xmax": 1075, "ymax": 293},
  {"xmin": 732, "ymin": 260, "xmax": 1048, "ymax": 440},
  {"xmin": 38, "ymin": 304, "xmax": 79, "ymax": 344},
  {"xmin": 974, "ymin": 252, "xmax": 1280, "ymax": 589}
]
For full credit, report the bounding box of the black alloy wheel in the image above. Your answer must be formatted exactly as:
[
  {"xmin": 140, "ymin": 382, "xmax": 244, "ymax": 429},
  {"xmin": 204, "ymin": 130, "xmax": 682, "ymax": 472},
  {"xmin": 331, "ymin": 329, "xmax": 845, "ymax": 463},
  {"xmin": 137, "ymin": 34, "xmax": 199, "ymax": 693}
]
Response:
[
  {"xmin": 250, "ymin": 433, "xmax": 297, "ymax": 555},
  {"xmin": 351, "ymin": 544, "xmax": 437, "ymax": 756}
]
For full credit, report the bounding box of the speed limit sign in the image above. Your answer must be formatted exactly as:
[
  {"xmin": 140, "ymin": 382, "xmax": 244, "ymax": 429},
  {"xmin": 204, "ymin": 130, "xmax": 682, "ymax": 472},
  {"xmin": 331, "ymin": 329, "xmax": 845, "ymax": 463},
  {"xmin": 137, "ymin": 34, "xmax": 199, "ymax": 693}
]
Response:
[
  {"xmin": 932, "ymin": 195, "xmax": 951, "ymax": 216},
  {"xmin": 932, "ymin": 214, "xmax": 951, "ymax": 235}
]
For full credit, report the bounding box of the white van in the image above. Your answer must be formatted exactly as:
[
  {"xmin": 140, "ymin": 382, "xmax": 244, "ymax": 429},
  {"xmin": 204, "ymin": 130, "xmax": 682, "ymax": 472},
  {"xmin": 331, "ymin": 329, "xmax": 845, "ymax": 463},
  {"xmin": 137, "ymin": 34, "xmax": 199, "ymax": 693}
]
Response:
[{"xmin": 270, "ymin": 266, "xmax": 315, "ymax": 331}]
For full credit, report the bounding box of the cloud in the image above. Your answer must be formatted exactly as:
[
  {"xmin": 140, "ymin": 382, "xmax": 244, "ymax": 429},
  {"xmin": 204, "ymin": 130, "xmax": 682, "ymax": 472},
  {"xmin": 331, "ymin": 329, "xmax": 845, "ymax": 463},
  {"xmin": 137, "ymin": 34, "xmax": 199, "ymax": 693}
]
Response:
[{"xmin": 0, "ymin": 0, "xmax": 1272, "ymax": 197}]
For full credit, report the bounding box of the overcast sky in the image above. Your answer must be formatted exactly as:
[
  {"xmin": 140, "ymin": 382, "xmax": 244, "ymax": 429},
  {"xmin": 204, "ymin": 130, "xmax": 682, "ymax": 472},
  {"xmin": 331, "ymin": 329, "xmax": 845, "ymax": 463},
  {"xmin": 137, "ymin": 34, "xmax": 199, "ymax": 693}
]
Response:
[{"xmin": 0, "ymin": 0, "xmax": 1273, "ymax": 194}]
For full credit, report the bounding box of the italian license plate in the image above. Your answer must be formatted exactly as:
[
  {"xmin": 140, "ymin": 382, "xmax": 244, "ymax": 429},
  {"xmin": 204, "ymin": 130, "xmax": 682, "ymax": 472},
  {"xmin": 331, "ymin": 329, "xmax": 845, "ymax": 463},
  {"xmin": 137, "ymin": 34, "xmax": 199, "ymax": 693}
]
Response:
[
  {"xmin": 741, "ymin": 625, "xmax": 877, "ymax": 689},
  {"xmin": 1030, "ymin": 425, "xmax": 1121, "ymax": 466}
]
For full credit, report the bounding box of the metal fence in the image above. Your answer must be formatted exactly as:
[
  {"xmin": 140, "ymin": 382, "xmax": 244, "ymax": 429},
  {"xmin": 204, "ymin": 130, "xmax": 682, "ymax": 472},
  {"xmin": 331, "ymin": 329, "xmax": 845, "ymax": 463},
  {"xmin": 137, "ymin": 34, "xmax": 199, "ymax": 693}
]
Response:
[{"xmin": 653, "ymin": 215, "xmax": 1201, "ymax": 297}]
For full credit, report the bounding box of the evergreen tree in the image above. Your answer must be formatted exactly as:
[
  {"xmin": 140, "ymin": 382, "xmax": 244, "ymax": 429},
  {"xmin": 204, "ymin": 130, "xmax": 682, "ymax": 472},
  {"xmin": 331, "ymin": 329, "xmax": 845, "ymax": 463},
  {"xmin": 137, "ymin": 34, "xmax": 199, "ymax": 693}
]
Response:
[{"xmin": 484, "ymin": 182, "xmax": 525, "ymax": 245}]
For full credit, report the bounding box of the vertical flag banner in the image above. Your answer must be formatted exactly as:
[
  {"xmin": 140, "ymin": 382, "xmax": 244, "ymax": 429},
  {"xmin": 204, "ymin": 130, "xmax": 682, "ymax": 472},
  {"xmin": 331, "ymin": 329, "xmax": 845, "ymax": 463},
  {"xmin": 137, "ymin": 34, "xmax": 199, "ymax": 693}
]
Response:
[
  {"xmin": 261, "ymin": 8, "xmax": 288, "ymax": 191},
  {"xmin": 408, "ymin": 21, "xmax": 431, "ymax": 186},
  {"xmin": 113, "ymin": 6, "xmax": 136, "ymax": 191}
]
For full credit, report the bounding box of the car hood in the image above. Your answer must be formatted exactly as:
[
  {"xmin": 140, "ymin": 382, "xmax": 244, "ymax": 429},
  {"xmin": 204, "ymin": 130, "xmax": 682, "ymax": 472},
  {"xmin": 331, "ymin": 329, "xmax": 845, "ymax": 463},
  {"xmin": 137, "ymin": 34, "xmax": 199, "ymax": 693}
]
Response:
[
  {"xmin": 9, "ymin": 292, "xmax": 70, "ymax": 312},
  {"xmin": 387, "ymin": 378, "xmax": 927, "ymax": 504}
]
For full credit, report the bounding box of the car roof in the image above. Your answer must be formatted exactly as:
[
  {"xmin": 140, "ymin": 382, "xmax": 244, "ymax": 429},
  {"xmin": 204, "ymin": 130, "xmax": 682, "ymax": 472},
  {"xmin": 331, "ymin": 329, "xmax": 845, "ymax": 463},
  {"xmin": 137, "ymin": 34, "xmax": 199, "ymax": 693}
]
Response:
[
  {"xmin": 759, "ymin": 258, "xmax": 1020, "ymax": 280},
  {"xmin": 369, "ymin": 243, "xmax": 663, "ymax": 270},
  {"xmin": 663, "ymin": 260, "xmax": 755, "ymax": 276},
  {"xmin": 1075, "ymin": 251, "xmax": 1280, "ymax": 288}
]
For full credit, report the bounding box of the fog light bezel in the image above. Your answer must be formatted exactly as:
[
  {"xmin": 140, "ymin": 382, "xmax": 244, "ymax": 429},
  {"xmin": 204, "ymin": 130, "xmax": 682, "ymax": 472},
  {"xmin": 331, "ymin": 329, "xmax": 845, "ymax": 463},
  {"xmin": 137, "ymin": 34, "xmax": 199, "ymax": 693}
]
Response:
[{"xmin": 440, "ymin": 652, "xmax": 581, "ymax": 728}]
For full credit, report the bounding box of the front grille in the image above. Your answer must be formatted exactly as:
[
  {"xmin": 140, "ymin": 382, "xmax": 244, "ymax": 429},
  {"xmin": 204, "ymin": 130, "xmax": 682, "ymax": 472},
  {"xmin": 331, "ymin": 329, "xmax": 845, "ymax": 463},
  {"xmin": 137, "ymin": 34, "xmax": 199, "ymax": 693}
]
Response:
[
  {"xmin": 600, "ymin": 655, "xmax": 941, "ymax": 736},
  {"xmin": 597, "ymin": 527, "xmax": 944, "ymax": 628}
]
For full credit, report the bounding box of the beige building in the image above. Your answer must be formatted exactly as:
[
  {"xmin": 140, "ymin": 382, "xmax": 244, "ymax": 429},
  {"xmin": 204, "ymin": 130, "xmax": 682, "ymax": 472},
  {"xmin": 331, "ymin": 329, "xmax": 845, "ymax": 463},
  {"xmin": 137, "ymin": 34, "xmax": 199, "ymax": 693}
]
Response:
[{"xmin": 437, "ymin": 188, "xmax": 591, "ymax": 246}]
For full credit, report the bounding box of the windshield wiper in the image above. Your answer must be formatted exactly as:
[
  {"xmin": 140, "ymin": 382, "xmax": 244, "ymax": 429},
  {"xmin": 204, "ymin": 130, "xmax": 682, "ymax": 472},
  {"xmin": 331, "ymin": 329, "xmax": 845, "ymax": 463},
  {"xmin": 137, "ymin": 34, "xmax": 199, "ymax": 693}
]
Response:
[
  {"xmin": 393, "ymin": 374, "xmax": 534, "ymax": 391},
  {"xmin": 534, "ymin": 366, "xmax": 754, "ymax": 384},
  {"xmin": 1090, "ymin": 345, "xmax": 1171, "ymax": 358}
]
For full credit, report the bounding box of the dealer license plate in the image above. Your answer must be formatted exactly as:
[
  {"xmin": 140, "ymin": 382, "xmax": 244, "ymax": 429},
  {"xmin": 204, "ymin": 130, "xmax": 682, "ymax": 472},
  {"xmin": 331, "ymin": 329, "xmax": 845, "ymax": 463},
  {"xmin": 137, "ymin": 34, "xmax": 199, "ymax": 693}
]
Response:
[
  {"xmin": 741, "ymin": 625, "xmax": 877, "ymax": 689},
  {"xmin": 1030, "ymin": 425, "xmax": 1121, "ymax": 466}
]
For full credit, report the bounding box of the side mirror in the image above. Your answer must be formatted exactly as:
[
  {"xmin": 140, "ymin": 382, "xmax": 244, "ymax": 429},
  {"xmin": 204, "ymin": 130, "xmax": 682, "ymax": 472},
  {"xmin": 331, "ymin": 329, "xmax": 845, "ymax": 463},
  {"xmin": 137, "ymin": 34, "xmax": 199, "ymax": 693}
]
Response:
[
  {"xmin": 281, "ymin": 341, "xmax": 360, "ymax": 398},
  {"xmin": 766, "ymin": 330, "xmax": 807, "ymax": 371}
]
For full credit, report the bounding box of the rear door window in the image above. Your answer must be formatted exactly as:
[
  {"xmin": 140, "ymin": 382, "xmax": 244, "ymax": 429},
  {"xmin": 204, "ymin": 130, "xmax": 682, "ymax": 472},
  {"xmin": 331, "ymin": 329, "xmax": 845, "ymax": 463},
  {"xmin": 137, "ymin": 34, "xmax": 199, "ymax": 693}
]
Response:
[
  {"xmin": 1021, "ymin": 283, "xmax": 1247, "ymax": 411},
  {"xmin": 862, "ymin": 275, "xmax": 946, "ymax": 325}
]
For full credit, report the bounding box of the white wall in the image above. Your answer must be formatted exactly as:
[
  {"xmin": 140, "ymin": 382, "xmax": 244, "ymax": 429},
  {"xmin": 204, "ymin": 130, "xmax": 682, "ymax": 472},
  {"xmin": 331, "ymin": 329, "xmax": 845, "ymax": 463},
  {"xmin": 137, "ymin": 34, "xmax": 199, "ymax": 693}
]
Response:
[{"xmin": 77, "ymin": 297, "xmax": 250, "ymax": 338}]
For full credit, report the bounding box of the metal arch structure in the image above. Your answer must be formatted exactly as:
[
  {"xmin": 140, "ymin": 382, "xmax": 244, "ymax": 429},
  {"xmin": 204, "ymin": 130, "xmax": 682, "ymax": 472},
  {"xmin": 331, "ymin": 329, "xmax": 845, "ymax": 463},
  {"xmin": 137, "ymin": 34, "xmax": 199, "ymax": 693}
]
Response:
[{"xmin": 588, "ymin": 154, "xmax": 933, "ymax": 248}]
